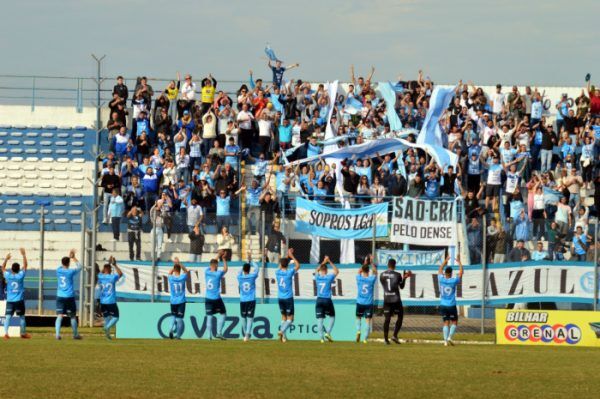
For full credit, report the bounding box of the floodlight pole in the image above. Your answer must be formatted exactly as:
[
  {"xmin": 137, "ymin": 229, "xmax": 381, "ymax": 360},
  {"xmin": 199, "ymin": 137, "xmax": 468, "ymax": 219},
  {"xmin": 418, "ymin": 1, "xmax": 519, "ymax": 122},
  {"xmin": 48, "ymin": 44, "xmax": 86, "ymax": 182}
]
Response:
[
  {"xmin": 594, "ymin": 221, "xmax": 598, "ymax": 312},
  {"xmin": 480, "ymin": 216, "xmax": 487, "ymax": 335},
  {"xmin": 38, "ymin": 203, "xmax": 46, "ymax": 315}
]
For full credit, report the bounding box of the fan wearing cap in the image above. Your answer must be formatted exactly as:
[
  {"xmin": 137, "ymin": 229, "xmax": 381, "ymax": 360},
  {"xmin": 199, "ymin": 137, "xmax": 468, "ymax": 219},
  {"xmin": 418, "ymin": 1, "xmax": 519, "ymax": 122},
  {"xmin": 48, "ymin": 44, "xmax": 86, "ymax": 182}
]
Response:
[{"xmin": 437, "ymin": 255, "xmax": 463, "ymax": 346}]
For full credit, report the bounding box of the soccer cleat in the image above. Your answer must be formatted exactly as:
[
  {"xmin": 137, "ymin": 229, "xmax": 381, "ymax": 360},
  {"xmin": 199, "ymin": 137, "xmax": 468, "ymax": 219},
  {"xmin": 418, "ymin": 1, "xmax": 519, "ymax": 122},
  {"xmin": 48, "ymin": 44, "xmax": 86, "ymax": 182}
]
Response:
[
  {"xmin": 444, "ymin": 341, "xmax": 449, "ymax": 346},
  {"xmin": 215, "ymin": 335, "xmax": 226, "ymax": 341},
  {"xmin": 20, "ymin": 333, "xmax": 32, "ymax": 339},
  {"xmin": 324, "ymin": 333, "xmax": 333, "ymax": 343},
  {"xmin": 355, "ymin": 332, "xmax": 361, "ymax": 343},
  {"xmin": 243, "ymin": 336, "xmax": 249, "ymax": 342},
  {"xmin": 320, "ymin": 339, "xmax": 325, "ymax": 344},
  {"xmin": 56, "ymin": 336, "xmax": 62, "ymax": 341},
  {"xmin": 278, "ymin": 331, "xmax": 283, "ymax": 342},
  {"xmin": 105, "ymin": 329, "xmax": 112, "ymax": 340},
  {"xmin": 384, "ymin": 340, "xmax": 391, "ymax": 345},
  {"xmin": 282, "ymin": 335, "xmax": 288, "ymax": 343},
  {"xmin": 73, "ymin": 335, "xmax": 83, "ymax": 340},
  {"xmin": 448, "ymin": 339, "xmax": 455, "ymax": 346},
  {"xmin": 362, "ymin": 339, "xmax": 368, "ymax": 344},
  {"xmin": 168, "ymin": 330, "xmax": 174, "ymax": 339},
  {"xmin": 3, "ymin": 334, "xmax": 9, "ymax": 340},
  {"xmin": 391, "ymin": 337, "xmax": 401, "ymax": 345}
]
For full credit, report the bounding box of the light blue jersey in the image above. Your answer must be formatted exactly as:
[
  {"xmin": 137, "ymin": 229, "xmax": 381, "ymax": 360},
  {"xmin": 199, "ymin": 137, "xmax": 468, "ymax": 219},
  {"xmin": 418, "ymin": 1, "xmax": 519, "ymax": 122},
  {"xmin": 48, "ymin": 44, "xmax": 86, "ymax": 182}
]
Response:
[
  {"xmin": 314, "ymin": 273, "xmax": 336, "ymax": 299},
  {"xmin": 205, "ymin": 269, "xmax": 226, "ymax": 300},
  {"xmin": 356, "ymin": 274, "xmax": 376, "ymax": 305},
  {"xmin": 275, "ymin": 268, "xmax": 296, "ymax": 299},
  {"xmin": 97, "ymin": 273, "xmax": 120, "ymax": 305},
  {"xmin": 237, "ymin": 264, "xmax": 259, "ymax": 302},
  {"xmin": 438, "ymin": 275, "xmax": 460, "ymax": 307},
  {"xmin": 56, "ymin": 264, "xmax": 81, "ymax": 298},
  {"xmin": 168, "ymin": 273, "xmax": 188, "ymax": 305},
  {"xmin": 4, "ymin": 270, "xmax": 26, "ymax": 302}
]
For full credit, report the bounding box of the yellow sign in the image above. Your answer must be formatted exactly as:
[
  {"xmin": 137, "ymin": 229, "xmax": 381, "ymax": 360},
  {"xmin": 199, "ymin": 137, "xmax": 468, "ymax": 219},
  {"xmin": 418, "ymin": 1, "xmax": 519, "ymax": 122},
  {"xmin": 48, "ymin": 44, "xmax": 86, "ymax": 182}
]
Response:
[{"xmin": 495, "ymin": 309, "xmax": 600, "ymax": 347}]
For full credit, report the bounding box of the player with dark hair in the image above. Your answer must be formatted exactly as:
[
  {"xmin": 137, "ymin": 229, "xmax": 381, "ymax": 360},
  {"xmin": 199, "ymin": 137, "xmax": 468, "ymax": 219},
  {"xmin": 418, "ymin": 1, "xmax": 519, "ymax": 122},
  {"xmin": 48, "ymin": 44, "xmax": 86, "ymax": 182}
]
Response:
[
  {"xmin": 237, "ymin": 251, "xmax": 259, "ymax": 342},
  {"xmin": 276, "ymin": 248, "xmax": 300, "ymax": 342},
  {"xmin": 314, "ymin": 255, "xmax": 339, "ymax": 343},
  {"xmin": 55, "ymin": 249, "xmax": 82, "ymax": 340},
  {"xmin": 167, "ymin": 257, "xmax": 188, "ymax": 339},
  {"xmin": 355, "ymin": 254, "xmax": 377, "ymax": 344},
  {"xmin": 379, "ymin": 258, "xmax": 412, "ymax": 345},
  {"xmin": 97, "ymin": 256, "xmax": 123, "ymax": 340},
  {"xmin": 2, "ymin": 248, "xmax": 30, "ymax": 339},
  {"xmin": 438, "ymin": 255, "xmax": 463, "ymax": 346},
  {"xmin": 205, "ymin": 250, "xmax": 228, "ymax": 340}
]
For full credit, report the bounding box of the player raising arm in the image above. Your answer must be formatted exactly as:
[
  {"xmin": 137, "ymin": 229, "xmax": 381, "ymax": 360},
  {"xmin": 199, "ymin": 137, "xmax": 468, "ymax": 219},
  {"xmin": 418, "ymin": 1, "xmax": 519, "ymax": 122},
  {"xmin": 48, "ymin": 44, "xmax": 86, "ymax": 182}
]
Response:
[
  {"xmin": 437, "ymin": 254, "xmax": 464, "ymax": 346},
  {"xmin": 314, "ymin": 255, "xmax": 339, "ymax": 343},
  {"xmin": 380, "ymin": 259, "xmax": 412, "ymax": 345},
  {"xmin": 55, "ymin": 249, "xmax": 82, "ymax": 340},
  {"xmin": 167, "ymin": 257, "xmax": 188, "ymax": 339},
  {"xmin": 205, "ymin": 251, "xmax": 229, "ymax": 340},
  {"xmin": 2, "ymin": 249, "xmax": 30, "ymax": 339},
  {"xmin": 355, "ymin": 255, "xmax": 377, "ymax": 344},
  {"xmin": 97, "ymin": 256, "xmax": 123, "ymax": 340},
  {"xmin": 276, "ymin": 248, "xmax": 300, "ymax": 342},
  {"xmin": 238, "ymin": 251, "xmax": 260, "ymax": 342}
]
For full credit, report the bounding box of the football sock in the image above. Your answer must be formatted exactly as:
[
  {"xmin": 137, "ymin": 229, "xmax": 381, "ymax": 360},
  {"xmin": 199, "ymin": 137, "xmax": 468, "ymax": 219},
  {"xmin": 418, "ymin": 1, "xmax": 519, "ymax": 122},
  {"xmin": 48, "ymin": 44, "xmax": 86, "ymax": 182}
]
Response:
[
  {"xmin": 443, "ymin": 325, "xmax": 449, "ymax": 341},
  {"xmin": 19, "ymin": 316, "xmax": 26, "ymax": 335},
  {"xmin": 55, "ymin": 316, "xmax": 63, "ymax": 337},
  {"xmin": 246, "ymin": 318, "xmax": 254, "ymax": 337},
  {"xmin": 70, "ymin": 317, "xmax": 79, "ymax": 337},
  {"xmin": 326, "ymin": 317, "xmax": 335, "ymax": 334},
  {"xmin": 317, "ymin": 318, "xmax": 324, "ymax": 338},
  {"xmin": 449, "ymin": 324, "xmax": 457, "ymax": 340},
  {"xmin": 4, "ymin": 315, "xmax": 11, "ymax": 335}
]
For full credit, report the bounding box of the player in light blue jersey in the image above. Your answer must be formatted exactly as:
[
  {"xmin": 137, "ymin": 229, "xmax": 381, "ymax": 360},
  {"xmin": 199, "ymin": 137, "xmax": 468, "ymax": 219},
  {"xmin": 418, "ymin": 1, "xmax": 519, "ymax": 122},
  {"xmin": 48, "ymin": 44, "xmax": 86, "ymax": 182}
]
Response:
[
  {"xmin": 275, "ymin": 248, "xmax": 300, "ymax": 342},
  {"xmin": 167, "ymin": 258, "xmax": 188, "ymax": 339},
  {"xmin": 205, "ymin": 251, "xmax": 228, "ymax": 340},
  {"xmin": 55, "ymin": 249, "xmax": 82, "ymax": 340},
  {"xmin": 2, "ymin": 248, "xmax": 31, "ymax": 339},
  {"xmin": 97, "ymin": 256, "xmax": 123, "ymax": 340},
  {"xmin": 437, "ymin": 254, "xmax": 463, "ymax": 346},
  {"xmin": 355, "ymin": 255, "xmax": 377, "ymax": 344},
  {"xmin": 237, "ymin": 251, "xmax": 259, "ymax": 342},
  {"xmin": 314, "ymin": 255, "xmax": 339, "ymax": 343}
]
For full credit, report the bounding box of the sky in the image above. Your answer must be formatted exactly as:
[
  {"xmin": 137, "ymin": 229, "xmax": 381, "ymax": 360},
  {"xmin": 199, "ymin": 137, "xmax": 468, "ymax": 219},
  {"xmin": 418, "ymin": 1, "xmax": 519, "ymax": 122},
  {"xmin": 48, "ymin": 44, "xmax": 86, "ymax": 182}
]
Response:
[{"xmin": 1, "ymin": 0, "xmax": 599, "ymax": 87}]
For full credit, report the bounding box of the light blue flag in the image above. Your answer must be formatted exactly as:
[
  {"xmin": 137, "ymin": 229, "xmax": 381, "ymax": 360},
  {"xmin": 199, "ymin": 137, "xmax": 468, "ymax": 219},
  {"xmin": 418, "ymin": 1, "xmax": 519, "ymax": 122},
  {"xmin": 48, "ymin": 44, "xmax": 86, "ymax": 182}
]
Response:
[
  {"xmin": 389, "ymin": 81, "xmax": 404, "ymax": 93},
  {"xmin": 417, "ymin": 86, "xmax": 455, "ymax": 147},
  {"xmin": 543, "ymin": 186, "xmax": 563, "ymax": 205},
  {"xmin": 265, "ymin": 45, "xmax": 278, "ymax": 62},
  {"xmin": 378, "ymin": 82, "xmax": 403, "ymax": 131},
  {"xmin": 270, "ymin": 94, "xmax": 283, "ymax": 112},
  {"xmin": 346, "ymin": 96, "xmax": 363, "ymax": 110}
]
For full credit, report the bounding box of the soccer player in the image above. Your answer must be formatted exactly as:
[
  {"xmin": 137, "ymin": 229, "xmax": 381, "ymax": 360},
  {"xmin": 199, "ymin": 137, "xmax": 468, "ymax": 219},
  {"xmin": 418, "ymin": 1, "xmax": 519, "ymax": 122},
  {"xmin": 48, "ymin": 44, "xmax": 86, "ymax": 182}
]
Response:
[
  {"xmin": 205, "ymin": 250, "xmax": 228, "ymax": 340},
  {"xmin": 355, "ymin": 255, "xmax": 377, "ymax": 344},
  {"xmin": 314, "ymin": 255, "xmax": 339, "ymax": 343},
  {"xmin": 55, "ymin": 249, "xmax": 82, "ymax": 340},
  {"xmin": 97, "ymin": 256, "xmax": 123, "ymax": 340},
  {"xmin": 380, "ymin": 258, "xmax": 412, "ymax": 345},
  {"xmin": 167, "ymin": 257, "xmax": 188, "ymax": 339},
  {"xmin": 237, "ymin": 251, "xmax": 259, "ymax": 342},
  {"xmin": 438, "ymin": 255, "xmax": 463, "ymax": 346},
  {"xmin": 2, "ymin": 248, "xmax": 31, "ymax": 339},
  {"xmin": 275, "ymin": 248, "xmax": 300, "ymax": 342}
]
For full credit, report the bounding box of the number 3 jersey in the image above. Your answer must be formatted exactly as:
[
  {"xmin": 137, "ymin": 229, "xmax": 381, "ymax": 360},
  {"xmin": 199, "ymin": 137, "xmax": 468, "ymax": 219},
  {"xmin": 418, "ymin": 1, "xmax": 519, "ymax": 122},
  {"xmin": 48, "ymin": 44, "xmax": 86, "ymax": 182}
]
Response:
[
  {"xmin": 379, "ymin": 270, "xmax": 405, "ymax": 304},
  {"xmin": 56, "ymin": 264, "xmax": 81, "ymax": 298}
]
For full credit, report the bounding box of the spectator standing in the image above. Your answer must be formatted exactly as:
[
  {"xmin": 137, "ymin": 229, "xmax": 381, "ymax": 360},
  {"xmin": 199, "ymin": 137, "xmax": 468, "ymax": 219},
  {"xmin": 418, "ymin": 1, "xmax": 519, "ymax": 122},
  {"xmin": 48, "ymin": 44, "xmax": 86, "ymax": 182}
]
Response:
[
  {"xmin": 150, "ymin": 200, "xmax": 165, "ymax": 261},
  {"xmin": 265, "ymin": 220, "xmax": 286, "ymax": 264},
  {"xmin": 127, "ymin": 206, "xmax": 143, "ymax": 261},
  {"xmin": 507, "ymin": 240, "xmax": 531, "ymax": 262},
  {"xmin": 101, "ymin": 166, "xmax": 121, "ymax": 224},
  {"xmin": 188, "ymin": 223, "xmax": 205, "ymax": 263},
  {"xmin": 108, "ymin": 189, "xmax": 124, "ymax": 242},
  {"xmin": 572, "ymin": 226, "xmax": 589, "ymax": 262},
  {"xmin": 187, "ymin": 198, "xmax": 204, "ymax": 233},
  {"xmin": 217, "ymin": 226, "xmax": 235, "ymax": 261},
  {"xmin": 200, "ymin": 74, "xmax": 217, "ymax": 114}
]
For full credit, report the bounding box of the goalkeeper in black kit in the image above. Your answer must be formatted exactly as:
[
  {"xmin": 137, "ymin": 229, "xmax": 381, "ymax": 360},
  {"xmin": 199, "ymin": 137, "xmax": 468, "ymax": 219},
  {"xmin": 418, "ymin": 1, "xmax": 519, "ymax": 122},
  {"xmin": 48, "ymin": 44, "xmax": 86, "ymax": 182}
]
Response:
[{"xmin": 379, "ymin": 259, "xmax": 412, "ymax": 345}]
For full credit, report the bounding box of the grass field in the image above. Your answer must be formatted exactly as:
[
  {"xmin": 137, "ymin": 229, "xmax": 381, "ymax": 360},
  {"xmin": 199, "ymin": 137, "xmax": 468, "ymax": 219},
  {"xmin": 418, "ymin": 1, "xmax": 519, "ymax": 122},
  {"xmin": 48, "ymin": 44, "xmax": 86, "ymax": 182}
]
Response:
[{"xmin": 2, "ymin": 328, "xmax": 599, "ymax": 399}]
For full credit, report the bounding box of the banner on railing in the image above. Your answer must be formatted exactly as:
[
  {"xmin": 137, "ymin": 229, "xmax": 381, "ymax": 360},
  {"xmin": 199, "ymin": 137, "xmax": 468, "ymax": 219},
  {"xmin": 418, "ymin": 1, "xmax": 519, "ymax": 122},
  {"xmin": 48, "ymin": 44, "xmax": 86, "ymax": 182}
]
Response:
[
  {"xmin": 390, "ymin": 197, "xmax": 457, "ymax": 246},
  {"xmin": 114, "ymin": 261, "xmax": 597, "ymax": 306},
  {"xmin": 376, "ymin": 249, "xmax": 446, "ymax": 268},
  {"xmin": 295, "ymin": 197, "xmax": 388, "ymax": 239}
]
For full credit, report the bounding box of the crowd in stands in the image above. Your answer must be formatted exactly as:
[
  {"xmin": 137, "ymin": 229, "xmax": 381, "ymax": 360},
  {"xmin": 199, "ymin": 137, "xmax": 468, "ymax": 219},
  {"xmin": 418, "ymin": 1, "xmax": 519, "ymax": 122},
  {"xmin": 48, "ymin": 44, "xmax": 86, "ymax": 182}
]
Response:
[{"xmin": 98, "ymin": 62, "xmax": 600, "ymax": 264}]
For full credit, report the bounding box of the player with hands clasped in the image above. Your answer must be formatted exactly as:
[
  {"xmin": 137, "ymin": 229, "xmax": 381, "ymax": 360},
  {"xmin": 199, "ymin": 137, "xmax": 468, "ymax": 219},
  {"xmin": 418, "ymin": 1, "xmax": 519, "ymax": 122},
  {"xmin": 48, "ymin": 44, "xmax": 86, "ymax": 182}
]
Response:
[
  {"xmin": 355, "ymin": 254, "xmax": 377, "ymax": 344},
  {"xmin": 97, "ymin": 256, "xmax": 123, "ymax": 340},
  {"xmin": 314, "ymin": 255, "xmax": 339, "ymax": 343},
  {"xmin": 205, "ymin": 250, "xmax": 229, "ymax": 340},
  {"xmin": 2, "ymin": 248, "xmax": 30, "ymax": 339},
  {"xmin": 237, "ymin": 251, "xmax": 259, "ymax": 342},
  {"xmin": 168, "ymin": 257, "xmax": 188, "ymax": 339},
  {"xmin": 275, "ymin": 248, "xmax": 300, "ymax": 343},
  {"xmin": 438, "ymin": 254, "xmax": 464, "ymax": 346},
  {"xmin": 55, "ymin": 249, "xmax": 83, "ymax": 340}
]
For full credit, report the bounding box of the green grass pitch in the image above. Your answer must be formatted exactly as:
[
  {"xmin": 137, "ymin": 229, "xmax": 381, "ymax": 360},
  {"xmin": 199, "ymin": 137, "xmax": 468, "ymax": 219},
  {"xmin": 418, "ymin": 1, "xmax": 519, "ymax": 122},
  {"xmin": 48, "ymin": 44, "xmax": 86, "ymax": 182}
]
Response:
[{"xmin": 1, "ymin": 328, "xmax": 599, "ymax": 398}]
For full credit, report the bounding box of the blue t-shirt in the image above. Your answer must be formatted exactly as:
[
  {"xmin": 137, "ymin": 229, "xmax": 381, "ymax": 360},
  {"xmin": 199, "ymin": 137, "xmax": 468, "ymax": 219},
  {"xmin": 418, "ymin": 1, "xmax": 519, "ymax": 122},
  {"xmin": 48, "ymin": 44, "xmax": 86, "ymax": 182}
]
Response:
[
  {"xmin": 97, "ymin": 273, "xmax": 120, "ymax": 305},
  {"xmin": 246, "ymin": 186, "xmax": 262, "ymax": 207},
  {"xmin": 307, "ymin": 143, "xmax": 321, "ymax": 157},
  {"xmin": 4, "ymin": 270, "xmax": 25, "ymax": 302},
  {"xmin": 438, "ymin": 275, "xmax": 460, "ymax": 307},
  {"xmin": 56, "ymin": 264, "xmax": 81, "ymax": 298},
  {"xmin": 531, "ymin": 101, "xmax": 543, "ymax": 119},
  {"xmin": 275, "ymin": 268, "xmax": 296, "ymax": 299},
  {"xmin": 573, "ymin": 235, "xmax": 587, "ymax": 255},
  {"xmin": 314, "ymin": 273, "xmax": 336, "ymax": 299},
  {"xmin": 356, "ymin": 274, "xmax": 376, "ymax": 305},
  {"xmin": 205, "ymin": 269, "xmax": 226, "ymax": 300},
  {"xmin": 271, "ymin": 66, "xmax": 286, "ymax": 87},
  {"xmin": 168, "ymin": 273, "xmax": 187, "ymax": 305},
  {"xmin": 425, "ymin": 176, "xmax": 440, "ymax": 198},
  {"xmin": 224, "ymin": 144, "xmax": 240, "ymax": 167},
  {"xmin": 279, "ymin": 125, "xmax": 292, "ymax": 143},
  {"xmin": 216, "ymin": 196, "xmax": 231, "ymax": 216},
  {"xmin": 237, "ymin": 265, "xmax": 259, "ymax": 302}
]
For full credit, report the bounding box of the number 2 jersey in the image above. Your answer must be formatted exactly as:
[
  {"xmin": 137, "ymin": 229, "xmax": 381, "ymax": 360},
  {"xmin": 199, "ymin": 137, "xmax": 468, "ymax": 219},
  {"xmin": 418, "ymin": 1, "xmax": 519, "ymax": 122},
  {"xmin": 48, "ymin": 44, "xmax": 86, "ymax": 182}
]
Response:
[
  {"xmin": 379, "ymin": 270, "xmax": 406, "ymax": 304},
  {"xmin": 97, "ymin": 273, "xmax": 121, "ymax": 305}
]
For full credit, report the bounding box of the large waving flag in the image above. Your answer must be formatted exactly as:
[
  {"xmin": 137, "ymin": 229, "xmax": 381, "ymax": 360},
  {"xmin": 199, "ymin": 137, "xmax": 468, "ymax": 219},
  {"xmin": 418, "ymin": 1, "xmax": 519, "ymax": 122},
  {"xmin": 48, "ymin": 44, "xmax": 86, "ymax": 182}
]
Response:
[{"xmin": 378, "ymin": 82, "xmax": 403, "ymax": 131}]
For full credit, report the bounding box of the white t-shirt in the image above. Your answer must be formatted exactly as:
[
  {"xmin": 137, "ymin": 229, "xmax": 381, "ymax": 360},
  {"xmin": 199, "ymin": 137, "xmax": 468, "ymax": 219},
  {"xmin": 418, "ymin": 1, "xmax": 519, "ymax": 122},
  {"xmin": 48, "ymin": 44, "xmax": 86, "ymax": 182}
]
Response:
[
  {"xmin": 492, "ymin": 93, "xmax": 506, "ymax": 114},
  {"xmin": 533, "ymin": 194, "xmax": 545, "ymax": 210},
  {"xmin": 181, "ymin": 82, "xmax": 197, "ymax": 101},
  {"xmin": 487, "ymin": 164, "xmax": 502, "ymax": 185},
  {"xmin": 236, "ymin": 111, "xmax": 253, "ymax": 130},
  {"xmin": 258, "ymin": 120, "xmax": 272, "ymax": 138},
  {"xmin": 505, "ymin": 172, "xmax": 519, "ymax": 194}
]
